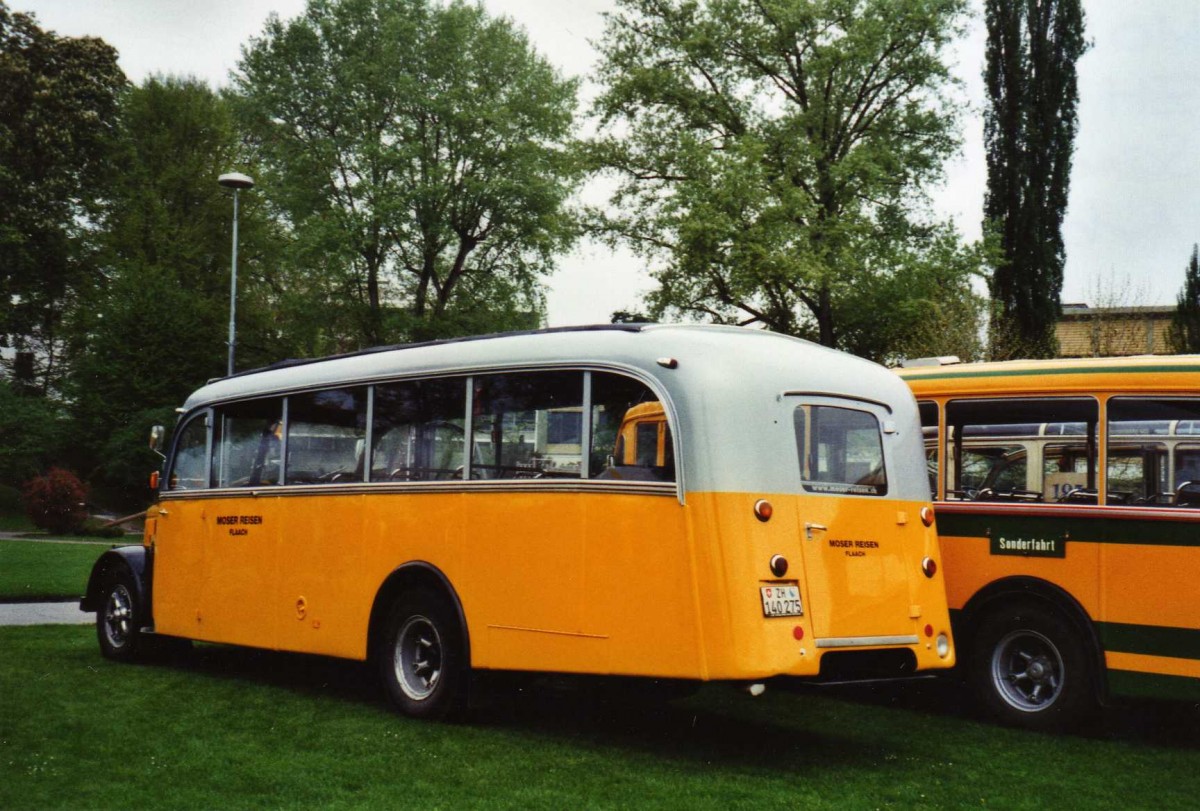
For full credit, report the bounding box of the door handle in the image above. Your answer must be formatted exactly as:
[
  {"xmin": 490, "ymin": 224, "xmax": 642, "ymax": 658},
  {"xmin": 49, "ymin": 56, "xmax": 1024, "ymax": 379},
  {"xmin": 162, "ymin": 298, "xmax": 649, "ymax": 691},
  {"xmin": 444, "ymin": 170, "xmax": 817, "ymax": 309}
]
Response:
[{"xmin": 805, "ymin": 522, "xmax": 827, "ymax": 540}]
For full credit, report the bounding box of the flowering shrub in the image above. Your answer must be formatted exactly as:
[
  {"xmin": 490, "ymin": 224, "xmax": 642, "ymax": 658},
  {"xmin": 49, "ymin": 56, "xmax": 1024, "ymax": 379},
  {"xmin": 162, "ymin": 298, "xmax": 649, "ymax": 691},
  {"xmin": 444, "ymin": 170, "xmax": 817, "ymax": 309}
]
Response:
[{"xmin": 23, "ymin": 468, "xmax": 89, "ymax": 534}]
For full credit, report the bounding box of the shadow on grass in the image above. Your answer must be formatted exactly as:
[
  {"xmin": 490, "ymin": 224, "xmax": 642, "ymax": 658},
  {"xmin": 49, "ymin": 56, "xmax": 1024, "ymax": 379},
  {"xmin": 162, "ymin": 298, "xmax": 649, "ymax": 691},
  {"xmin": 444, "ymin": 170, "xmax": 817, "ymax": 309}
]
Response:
[
  {"xmin": 792, "ymin": 675, "xmax": 1200, "ymax": 750},
  {"xmin": 134, "ymin": 641, "xmax": 1200, "ymax": 758},
  {"xmin": 142, "ymin": 643, "xmax": 884, "ymax": 771}
]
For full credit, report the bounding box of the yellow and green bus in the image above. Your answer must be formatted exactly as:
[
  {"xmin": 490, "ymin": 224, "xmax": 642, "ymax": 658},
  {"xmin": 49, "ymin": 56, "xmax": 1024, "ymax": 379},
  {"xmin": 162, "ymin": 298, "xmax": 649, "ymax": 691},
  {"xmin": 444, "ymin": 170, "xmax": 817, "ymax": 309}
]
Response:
[
  {"xmin": 901, "ymin": 355, "xmax": 1200, "ymax": 729},
  {"xmin": 84, "ymin": 325, "xmax": 954, "ymax": 718}
]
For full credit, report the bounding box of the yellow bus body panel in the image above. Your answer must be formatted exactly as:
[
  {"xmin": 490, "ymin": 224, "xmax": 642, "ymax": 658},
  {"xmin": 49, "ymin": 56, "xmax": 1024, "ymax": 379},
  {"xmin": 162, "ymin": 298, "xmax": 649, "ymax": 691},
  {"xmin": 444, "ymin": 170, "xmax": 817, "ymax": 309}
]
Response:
[{"xmin": 150, "ymin": 488, "xmax": 953, "ymax": 680}]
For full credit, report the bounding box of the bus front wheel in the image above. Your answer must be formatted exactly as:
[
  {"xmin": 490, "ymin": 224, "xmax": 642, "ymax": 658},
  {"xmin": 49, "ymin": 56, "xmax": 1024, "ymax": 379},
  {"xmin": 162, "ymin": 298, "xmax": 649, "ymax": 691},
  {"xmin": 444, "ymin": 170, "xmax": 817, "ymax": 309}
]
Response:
[
  {"xmin": 970, "ymin": 601, "xmax": 1095, "ymax": 731},
  {"xmin": 378, "ymin": 589, "xmax": 466, "ymax": 720},
  {"xmin": 97, "ymin": 570, "xmax": 144, "ymax": 662}
]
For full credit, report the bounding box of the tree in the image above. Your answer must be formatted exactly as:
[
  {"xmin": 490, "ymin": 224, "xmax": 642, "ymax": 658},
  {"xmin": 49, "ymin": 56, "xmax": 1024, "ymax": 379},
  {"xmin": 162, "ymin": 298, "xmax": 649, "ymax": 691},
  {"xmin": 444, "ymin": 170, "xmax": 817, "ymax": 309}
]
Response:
[
  {"xmin": 0, "ymin": 3, "xmax": 125, "ymax": 391},
  {"xmin": 65, "ymin": 77, "xmax": 285, "ymax": 506},
  {"xmin": 1170, "ymin": 245, "xmax": 1200, "ymax": 354},
  {"xmin": 233, "ymin": 0, "xmax": 581, "ymax": 346},
  {"xmin": 0, "ymin": 380, "xmax": 67, "ymax": 487},
  {"xmin": 587, "ymin": 0, "xmax": 984, "ymax": 361},
  {"xmin": 1077, "ymin": 269, "xmax": 1151, "ymax": 357},
  {"xmin": 983, "ymin": 0, "xmax": 1088, "ymax": 359}
]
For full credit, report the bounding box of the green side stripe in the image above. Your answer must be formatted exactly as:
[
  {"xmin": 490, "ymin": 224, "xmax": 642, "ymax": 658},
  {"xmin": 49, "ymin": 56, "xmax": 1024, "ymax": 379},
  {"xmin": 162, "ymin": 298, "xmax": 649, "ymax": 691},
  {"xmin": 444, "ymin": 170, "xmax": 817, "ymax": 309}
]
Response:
[
  {"xmin": 1099, "ymin": 621, "xmax": 1200, "ymax": 661},
  {"xmin": 938, "ymin": 510, "xmax": 1200, "ymax": 548},
  {"xmin": 1106, "ymin": 669, "xmax": 1200, "ymax": 702},
  {"xmin": 904, "ymin": 362, "xmax": 1200, "ymax": 382}
]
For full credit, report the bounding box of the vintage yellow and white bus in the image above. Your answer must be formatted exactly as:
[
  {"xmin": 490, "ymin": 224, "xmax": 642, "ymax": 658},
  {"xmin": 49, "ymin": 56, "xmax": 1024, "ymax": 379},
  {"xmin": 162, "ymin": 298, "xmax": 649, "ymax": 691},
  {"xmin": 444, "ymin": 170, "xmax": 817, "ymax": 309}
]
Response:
[
  {"xmin": 900, "ymin": 355, "xmax": 1200, "ymax": 729},
  {"xmin": 84, "ymin": 324, "xmax": 954, "ymax": 718}
]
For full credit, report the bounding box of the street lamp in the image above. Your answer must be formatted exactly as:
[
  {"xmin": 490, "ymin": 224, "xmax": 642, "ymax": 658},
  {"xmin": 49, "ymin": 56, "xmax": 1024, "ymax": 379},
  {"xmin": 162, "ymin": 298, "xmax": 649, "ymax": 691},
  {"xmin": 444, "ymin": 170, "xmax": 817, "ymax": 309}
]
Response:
[{"xmin": 218, "ymin": 171, "xmax": 254, "ymax": 377}]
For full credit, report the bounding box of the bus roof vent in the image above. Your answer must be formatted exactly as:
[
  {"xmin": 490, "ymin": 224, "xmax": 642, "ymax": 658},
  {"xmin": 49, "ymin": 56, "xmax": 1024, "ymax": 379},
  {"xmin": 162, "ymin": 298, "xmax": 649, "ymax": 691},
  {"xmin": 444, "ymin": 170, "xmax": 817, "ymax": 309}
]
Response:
[{"xmin": 899, "ymin": 356, "xmax": 962, "ymax": 368}]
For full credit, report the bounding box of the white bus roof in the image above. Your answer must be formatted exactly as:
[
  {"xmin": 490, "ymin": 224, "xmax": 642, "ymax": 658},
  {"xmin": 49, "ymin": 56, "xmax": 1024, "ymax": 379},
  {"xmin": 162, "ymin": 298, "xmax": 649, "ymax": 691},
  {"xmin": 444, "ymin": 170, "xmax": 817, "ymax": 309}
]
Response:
[{"xmin": 179, "ymin": 324, "xmax": 927, "ymax": 499}]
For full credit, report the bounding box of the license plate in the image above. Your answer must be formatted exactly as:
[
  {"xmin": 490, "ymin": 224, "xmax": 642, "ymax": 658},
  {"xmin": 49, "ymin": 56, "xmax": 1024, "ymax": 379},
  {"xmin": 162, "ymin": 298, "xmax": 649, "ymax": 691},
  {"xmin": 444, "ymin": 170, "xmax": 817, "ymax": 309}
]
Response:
[{"xmin": 760, "ymin": 585, "xmax": 803, "ymax": 617}]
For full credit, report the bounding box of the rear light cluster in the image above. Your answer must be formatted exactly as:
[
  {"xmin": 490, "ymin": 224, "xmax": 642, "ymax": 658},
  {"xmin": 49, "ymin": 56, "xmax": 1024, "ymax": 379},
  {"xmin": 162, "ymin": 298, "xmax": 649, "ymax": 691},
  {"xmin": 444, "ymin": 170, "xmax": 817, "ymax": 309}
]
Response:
[{"xmin": 924, "ymin": 624, "xmax": 951, "ymax": 658}]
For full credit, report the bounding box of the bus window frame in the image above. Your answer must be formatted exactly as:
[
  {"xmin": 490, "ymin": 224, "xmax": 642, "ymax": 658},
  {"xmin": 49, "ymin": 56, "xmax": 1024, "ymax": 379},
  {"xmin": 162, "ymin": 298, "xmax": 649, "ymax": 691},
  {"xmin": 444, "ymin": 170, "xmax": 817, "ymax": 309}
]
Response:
[
  {"xmin": 162, "ymin": 364, "xmax": 684, "ymax": 500},
  {"xmin": 166, "ymin": 408, "xmax": 212, "ymax": 492},
  {"xmin": 940, "ymin": 396, "xmax": 1099, "ymax": 503}
]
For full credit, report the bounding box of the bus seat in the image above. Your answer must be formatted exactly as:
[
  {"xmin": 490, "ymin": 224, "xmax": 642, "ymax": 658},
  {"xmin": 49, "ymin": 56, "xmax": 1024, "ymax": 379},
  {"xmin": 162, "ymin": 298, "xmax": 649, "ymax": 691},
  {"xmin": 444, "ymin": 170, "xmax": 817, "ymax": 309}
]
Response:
[{"xmin": 1176, "ymin": 481, "xmax": 1200, "ymax": 507}]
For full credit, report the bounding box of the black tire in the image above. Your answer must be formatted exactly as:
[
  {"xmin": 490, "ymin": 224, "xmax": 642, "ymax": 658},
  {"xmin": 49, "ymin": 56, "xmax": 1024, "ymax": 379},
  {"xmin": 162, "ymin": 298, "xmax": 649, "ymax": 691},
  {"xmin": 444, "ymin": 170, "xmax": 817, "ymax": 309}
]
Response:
[
  {"xmin": 969, "ymin": 601, "xmax": 1096, "ymax": 731},
  {"xmin": 378, "ymin": 589, "xmax": 467, "ymax": 720},
  {"xmin": 96, "ymin": 569, "xmax": 145, "ymax": 662}
]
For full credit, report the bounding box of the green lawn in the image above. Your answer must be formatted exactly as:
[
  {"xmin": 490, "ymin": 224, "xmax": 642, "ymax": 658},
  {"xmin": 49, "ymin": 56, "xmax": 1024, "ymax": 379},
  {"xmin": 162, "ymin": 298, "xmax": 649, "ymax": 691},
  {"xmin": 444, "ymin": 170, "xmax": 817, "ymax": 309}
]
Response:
[
  {"xmin": 0, "ymin": 539, "xmax": 114, "ymax": 601},
  {"xmin": 0, "ymin": 513, "xmax": 35, "ymax": 532},
  {"xmin": 1, "ymin": 625, "xmax": 1197, "ymax": 810}
]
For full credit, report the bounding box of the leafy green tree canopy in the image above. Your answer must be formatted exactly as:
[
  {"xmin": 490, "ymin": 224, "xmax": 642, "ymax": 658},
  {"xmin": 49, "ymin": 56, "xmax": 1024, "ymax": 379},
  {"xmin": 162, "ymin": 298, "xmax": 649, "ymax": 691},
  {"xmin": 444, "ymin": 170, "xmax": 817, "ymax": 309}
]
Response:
[
  {"xmin": 588, "ymin": 0, "xmax": 983, "ymax": 361},
  {"xmin": 233, "ymin": 0, "xmax": 581, "ymax": 346},
  {"xmin": 0, "ymin": 379, "xmax": 66, "ymax": 487},
  {"xmin": 0, "ymin": 3, "xmax": 125, "ymax": 389},
  {"xmin": 65, "ymin": 77, "xmax": 284, "ymax": 506},
  {"xmin": 983, "ymin": 0, "xmax": 1088, "ymax": 359}
]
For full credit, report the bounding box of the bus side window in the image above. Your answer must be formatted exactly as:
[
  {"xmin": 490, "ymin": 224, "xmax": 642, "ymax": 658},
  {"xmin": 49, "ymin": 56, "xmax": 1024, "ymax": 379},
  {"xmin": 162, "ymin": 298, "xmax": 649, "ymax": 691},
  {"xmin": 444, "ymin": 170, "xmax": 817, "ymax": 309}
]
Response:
[
  {"xmin": 168, "ymin": 414, "xmax": 209, "ymax": 491},
  {"xmin": 590, "ymin": 372, "xmax": 674, "ymax": 482},
  {"xmin": 286, "ymin": 388, "xmax": 368, "ymax": 485},
  {"xmin": 1108, "ymin": 398, "xmax": 1200, "ymax": 506},
  {"xmin": 371, "ymin": 378, "xmax": 466, "ymax": 482},
  {"xmin": 472, "ymin": 371, "xmax": 584, "ymax": 479},
  {"xmin": 944, "ymin": 398, "xmax": 1097, "ymax": 503},
  {"xmin": 212, "ymin": 398, "xmax": 283, "ymax": 488}
]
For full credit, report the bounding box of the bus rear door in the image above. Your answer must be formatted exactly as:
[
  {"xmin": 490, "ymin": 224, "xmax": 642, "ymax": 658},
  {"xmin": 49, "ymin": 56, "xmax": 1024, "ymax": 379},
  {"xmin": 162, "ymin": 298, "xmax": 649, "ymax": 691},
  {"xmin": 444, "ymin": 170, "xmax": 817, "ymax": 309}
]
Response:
[{"xmin": 789, "ymin": 397, "xmax": 922, "ymax": 647}]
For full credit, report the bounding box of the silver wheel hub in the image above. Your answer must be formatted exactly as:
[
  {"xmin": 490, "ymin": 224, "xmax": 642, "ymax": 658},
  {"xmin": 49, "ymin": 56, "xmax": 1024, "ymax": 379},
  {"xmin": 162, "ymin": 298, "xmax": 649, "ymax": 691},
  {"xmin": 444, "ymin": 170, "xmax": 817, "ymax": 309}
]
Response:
[
  {"xmin": 991, "ymin": 629, "xmax": 1065, "ymax": 713},
  {"xmin": 103, "ymin": 585, "xmax": 134, "ymax": 648},
  {"xmin": 393, "ymin": 615, "xmax": 443, "ymax": 701}
]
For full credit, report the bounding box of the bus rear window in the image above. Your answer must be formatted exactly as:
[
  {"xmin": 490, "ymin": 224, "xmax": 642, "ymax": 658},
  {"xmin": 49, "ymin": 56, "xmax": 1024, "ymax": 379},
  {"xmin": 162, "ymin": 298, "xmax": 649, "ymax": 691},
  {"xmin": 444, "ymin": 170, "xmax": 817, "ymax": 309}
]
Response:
[{"xmin": 794, "ymin": 405, "xmax": 887, "ymax": 496}]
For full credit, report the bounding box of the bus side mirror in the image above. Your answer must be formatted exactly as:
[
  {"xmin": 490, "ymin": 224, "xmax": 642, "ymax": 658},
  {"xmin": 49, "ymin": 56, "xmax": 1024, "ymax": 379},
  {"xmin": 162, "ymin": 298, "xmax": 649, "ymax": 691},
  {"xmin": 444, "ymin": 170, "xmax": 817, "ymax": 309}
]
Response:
[{"xmin": 149, "ymin": 425, "xmax": 166, "ymax": 458}]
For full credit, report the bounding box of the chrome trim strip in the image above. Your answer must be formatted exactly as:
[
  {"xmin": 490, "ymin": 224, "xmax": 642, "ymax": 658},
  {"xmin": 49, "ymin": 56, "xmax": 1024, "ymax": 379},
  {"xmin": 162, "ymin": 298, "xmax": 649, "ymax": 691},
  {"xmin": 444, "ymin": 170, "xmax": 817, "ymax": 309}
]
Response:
[
  {"xmin": 781, "ymin": 391, "xmax": 894, "ymax": 414},
  {"xmin": 815, "ymin": 634, "xmax": 921, "ymax": 649},
  {"xmin": 158, "ymin": 480, "xmax": 679, "ymax": 500}
]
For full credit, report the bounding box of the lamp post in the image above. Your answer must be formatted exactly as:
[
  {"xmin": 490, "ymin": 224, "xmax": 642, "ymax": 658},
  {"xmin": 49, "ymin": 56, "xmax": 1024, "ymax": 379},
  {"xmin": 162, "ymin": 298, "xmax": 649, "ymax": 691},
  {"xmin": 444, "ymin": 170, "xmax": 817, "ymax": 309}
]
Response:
[{"xmin": 218, "ymin": 172, "xmax": 254, "ymax": 377}]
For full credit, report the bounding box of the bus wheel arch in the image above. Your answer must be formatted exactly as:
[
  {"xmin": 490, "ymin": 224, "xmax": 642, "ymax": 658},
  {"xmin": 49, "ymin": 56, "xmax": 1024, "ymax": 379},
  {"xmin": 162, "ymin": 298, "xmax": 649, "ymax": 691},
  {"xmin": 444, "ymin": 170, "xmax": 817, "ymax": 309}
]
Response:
[
  {"xmin": 369, "ymin": 563, "xmax": 470, "ymax": 720},
  {"xmin": 960, "ymin": 577, "xmax": 1104, "ymax": 730}
]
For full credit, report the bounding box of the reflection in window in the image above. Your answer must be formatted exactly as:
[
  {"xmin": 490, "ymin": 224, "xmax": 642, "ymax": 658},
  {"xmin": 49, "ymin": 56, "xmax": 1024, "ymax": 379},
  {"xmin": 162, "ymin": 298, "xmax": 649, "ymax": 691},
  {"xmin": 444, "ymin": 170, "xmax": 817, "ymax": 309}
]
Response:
[
  {"xmin": 943, "ymin": 398, "xmax": 1097, "ymax": 503},
  {"xmin": 372, "ymin": 378, "xmax": 466, "ymax": 482},
  {"xmin": 169, "ymin": 414, "xmax": 209, "ymax": 491},
  {"xmin": 794, "ymin": 405, "xmax": 887, "ymax": 496},
  {"xmin": 472, "ymin": 371, "xmax": 583, "ymax": 479},
  {"xmin": 590, "ymin": 372, "xmax": 674, "ymax": 482},
  {"xmin": 1108, "ymin": 398, "xmax": 1200, "ymax": 506},
  {"xmin": 213, "ymin": 398, "xmax": 283, "ymax": 488},
  {"xmin": 286, "ymin": 388, "xmax": 367, "ymax": 485},
  {"xmin": 954, "ymin": 443, "xmax": 1027, "ymax": 497}
]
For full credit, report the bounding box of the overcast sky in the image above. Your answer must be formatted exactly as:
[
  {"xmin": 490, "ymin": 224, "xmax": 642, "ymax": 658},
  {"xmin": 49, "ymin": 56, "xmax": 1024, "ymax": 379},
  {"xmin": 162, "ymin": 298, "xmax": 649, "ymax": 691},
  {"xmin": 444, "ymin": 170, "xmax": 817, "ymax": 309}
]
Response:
[{"xmin": 17, "ymin": 0, "xmax": 1200, "ymax": 324}]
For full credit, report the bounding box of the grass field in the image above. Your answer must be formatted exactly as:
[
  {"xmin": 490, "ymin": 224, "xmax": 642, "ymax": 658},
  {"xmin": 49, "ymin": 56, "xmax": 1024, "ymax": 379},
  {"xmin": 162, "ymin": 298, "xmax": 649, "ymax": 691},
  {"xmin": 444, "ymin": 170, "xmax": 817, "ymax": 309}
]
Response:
[
  {"xmin": 1, "ymin": 625, "xmax": 1197, "ymax": 810},
  {"xmin": 0, "ymin": 513, "xmax": 35, "ymax": 532},
  {"xmin": 0, "ymin": 539, "xmax": 114, "ymax": 601}
]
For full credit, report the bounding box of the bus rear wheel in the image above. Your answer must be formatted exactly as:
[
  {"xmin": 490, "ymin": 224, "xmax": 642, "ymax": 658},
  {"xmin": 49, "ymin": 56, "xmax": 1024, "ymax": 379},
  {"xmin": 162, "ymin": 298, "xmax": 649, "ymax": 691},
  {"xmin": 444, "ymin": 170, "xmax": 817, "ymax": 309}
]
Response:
[
  {"xmin": 970, "ymin": 601, "xmax": 1095, "ymax": 731},
  {"xmin": 378, "ymin": 589, "xmax": 466, "ymax": 720}
]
